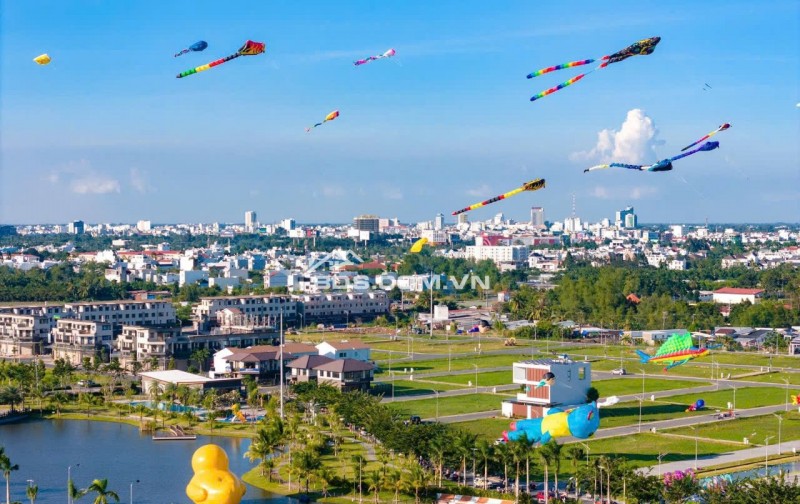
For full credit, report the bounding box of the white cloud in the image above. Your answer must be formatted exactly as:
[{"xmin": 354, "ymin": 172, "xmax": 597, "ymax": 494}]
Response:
[
  {"xmin": 571, "ymin": 109, "xmax": 662, "ymax": 164},
  {"xmin": 130, "ymin": 168, "xmax": 153, "ymax": 194},
  {"xmin": 382, "ymin": 188, "xmax": 404, "ymax": 200},
  {"xmin": 590, "ymin": 184, "xmax": 658, "ymax": 201},
  {"xmin": 466, "ymin": 184, "xmax": 492, "ymax": 197},
  {"xmin": 321, "ymin": 185, "xmax": 346, "ymax": 198},
  {"xmin": 45, "ymin": 159, "xmax": 121, "ymax": 195}
]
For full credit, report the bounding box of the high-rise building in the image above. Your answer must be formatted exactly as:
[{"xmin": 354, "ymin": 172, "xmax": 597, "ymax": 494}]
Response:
[
  {"xmin": 353, "ymin": 215, "xmax": 380, "ymax": 233},
  {"xmin": 624, "ymin": 213, "xmax": 638, "ymax": 229},
  {"xmin": 244, "ymin": 211, "xmax": 257, "ymax": 232},
  {"xmin": 615, "ymin": 207, "xmax": 636, "ymax": 229},
  {"xmin": 136, "ymin": 220, "xmax": 152, "ymax": 232},
  {"xmin": 457, "ymin": 214, "xmax": 469, "ymax": 225},
  {"xmin": 434, "ymin": 213, "xmax": 445, "ymax": 230},
  {"xmin": 530, "ymin": 207, "xmax": 544, "ymax": 227},
  {"xmin": 280, "ymin": 218, "xmax": 296, "ymax": 231},
  {"xmin": 68, "ymin": 220, "xmax": 85, "ymax": 235}
]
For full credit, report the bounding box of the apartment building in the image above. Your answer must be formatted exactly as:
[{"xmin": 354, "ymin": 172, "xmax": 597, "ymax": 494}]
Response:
[
  {"xmin": 50, "ymin": 319, "xmax": 114, "ymax": 364},
  {"xmin": 193, "ymin": 295, "xmax": 298, "ymax": 324},
  {"xmin": 116, "ymin": 325, "xmax": 182, "ymax": 370},
  {"xmin": 293, "ymin": 291, "xmax": 389, "ymax": 322},
  {"xmin": 0, "ymin": 313, "xmax": 52, "ymax": 356},
  {"xmin": 64, "ymin": 300, "xmax": 176, "ymax": 328}
]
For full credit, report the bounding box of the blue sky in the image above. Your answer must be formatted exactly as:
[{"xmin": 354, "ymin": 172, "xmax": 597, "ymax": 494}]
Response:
[{"xmin": 1, "ymin": 0, "xmax": 798, "ymax": 225}]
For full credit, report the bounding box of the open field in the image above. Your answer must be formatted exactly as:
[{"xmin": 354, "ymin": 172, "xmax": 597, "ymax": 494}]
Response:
[
  {"xmin": 660, "ymin": 387, "xmax": 788, "ymax": 410},
  {"xmin": 387, "ymin": 393, "xmax": 504, "ymax": 419},
  {"xmin": 581, "ymin": 433, "xmax": 736, "ymax": 470},
  {"xmin": 593, "ymin": 378, "xmax": 709, "ymax": 398},
  {"xmin": 428, "ymin": 370, "xmax": 515, "ymax": 387},
  {"xmin": 374, "ymin": 378, "xmax": 465, "ymax": 397},
  {"xmin": 453, "ymin": 417, "xmax": 511, "ymax": 441},
  {"xmin": 599, "ymin": 401, "xmax": 715, "ymax": 429},
  {"xmin": 662, "ymin": 411, "xmax": 800, "ymax": 444},
  {"xmin": 376, "ymin": 353, "xmax": 521, "ymax": 375}
]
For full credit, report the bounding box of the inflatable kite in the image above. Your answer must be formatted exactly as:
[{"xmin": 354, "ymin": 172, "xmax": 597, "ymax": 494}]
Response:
[
  {"xmin": 686, "ymin": 399, "xmax": 705, "ymax": 412},
  {"xmin": 175, "ymin": 41, "xmax": 208, "ymax": 58},
  {"xmin": 176, "ymin": 40, "xmax": 265, "ymax": 78},
  {"xmin": 528, "ymin": 36, "xmax": 661, "ymax": 102},
  {"xmin": 535, "ymin": 372, "xmax": 556, "ymax": 389},
  {"xmin": 186, "ymin": 444, "xmax": 246, "ymax": 504},
  {"xmin": 681, "ymin": 123, "xmax": 731, "ymax": 152},
  {"xmin": 409, "ymin": 237, "xmax": 429, "ymax": 253},
  {"xmin": 635, "ymin": 332, "xmax": 709, "ymax": 371},
  {"xmin": 584, "ymin": 141, "xmax": 719, "ymax": 173},
  {"xmin": 452, "ymin": 178, "xmax": 545, "ymax": 216},
  {"xmin": 33, "ymin": 54, "xmax": 51, "ymax": 65},
  {"xmin": 354, "ymin": 48, "xmax": 396, "ymax": 66},
  {"xmin": 306, "ymin": 110, "xmax": 340, "ymax": 132},
  {"xmin": 504, "ymin": 401, "xmax": 601, "ymax": 444},
  {"xmin": 791, "ymin": 394, "xmax": 800, "ymax": 406}
]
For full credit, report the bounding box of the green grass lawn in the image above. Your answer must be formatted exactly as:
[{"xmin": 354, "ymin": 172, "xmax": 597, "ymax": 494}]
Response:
[
  {"xmin": 662, "ymin": 411, "xmax": 800, "ymax": 444},
  {"xmin": 377, "ymin": 353, "xmax": 522, "ymax": 375},
  {"xmin": 660, "ymin": 387, "xmax": 786, "ymax": 410},
  {"xmin": 453, "ymin": 417, "xmax": 511, "ymax": 441},
  {"xmin": 374, "ymin": 378, "xmax": 465, "ymax": 397},
  {"xmin": 598, "ymin": 400, "xmax": 714, "ymax": 429},
  {"xmin": 387, "ymin": 393, "xmax": 503, "ymax": 419},
  {"xmin": 741, "ymin": 373, "xmax": 800, "ymax": 386},
  {"xmin": 579, "ymin": 433, "xmax": 736, "ymax": 470},
  {"xmin": 593, "ymin": 377, "xmax": 710, "ymax": 398},
  {"xmin": 428, "ymin": 370, "xmax": 514, "ymax": 387}
]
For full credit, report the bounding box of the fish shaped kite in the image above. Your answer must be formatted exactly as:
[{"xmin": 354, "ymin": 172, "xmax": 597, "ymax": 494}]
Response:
[
  {"xmin": 354, "ymin": 48, "xmax": 396, "ymax": 66},
  {"xmin": 584, "ymin": 141, "xmax": 719, "ymax": 173},
  {"xmin": 528, "ymin": 36, "xmax": 661, "ymax": 102},
  {"xmin": 176, "ymin": 40, "xmax": 265, "ymax": 78},
  {"xmin": 175, "ymin": 41, "xmax": 208, "ymax": 58},
  {"xmin": 635, "ymin": 332, "xmax": 709, "ymax": 371},
  {"xmin": 502, "ymin": 398, "xmax": 617, "ymax": 445},
  {"xmin": 305, "ymin": 110, "xmax": 340, "ymax": 132},
  {"xmin": 452, "ymin": 179, "xmax": 545, "ymax": 216},
  {"xmin": 409, "ymin": 237, "xmax": 429, "ymax": 253},
  {"xmin": 33, "ymin": 54, "xmax": 51, "ymax": 65},
  {"xmin": 681, "ymin": 123, "xmax": 731, "ymax": 152}
]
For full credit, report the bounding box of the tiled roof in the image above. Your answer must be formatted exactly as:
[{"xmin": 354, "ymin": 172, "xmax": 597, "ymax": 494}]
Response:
[{"xmin": 314, "ymin": 358, "xmax": 374, "ymax": 373}]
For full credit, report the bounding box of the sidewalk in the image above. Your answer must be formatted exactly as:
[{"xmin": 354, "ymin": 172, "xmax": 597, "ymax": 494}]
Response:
[{"xmin": 645, "ymin": 440, "xmax": 800, "ymax": 475}]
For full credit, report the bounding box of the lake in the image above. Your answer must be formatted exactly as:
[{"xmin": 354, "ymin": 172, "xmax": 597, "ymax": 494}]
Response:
[{"xmin": 0, "ymin": 419, "xmax": 297, "ymax": 503}]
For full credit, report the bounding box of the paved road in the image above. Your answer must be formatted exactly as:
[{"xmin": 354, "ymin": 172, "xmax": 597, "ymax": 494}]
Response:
[{"xmin": 643, "ymin": 439, "xmax": 800, "ymax": 475}]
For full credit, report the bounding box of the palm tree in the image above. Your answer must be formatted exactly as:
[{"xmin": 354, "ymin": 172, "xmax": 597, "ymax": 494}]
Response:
[
  {"xmin": 366, "ymin": 469, "xmax": 382, "ymax": 503},
  {"xmin": 546, "ymin": 440, "xmax": 563, "ymax": 497},
  {"xmin": 1, "ymin": 387, "xmax": 21, "ymax": 413},
  {"xmin": 475, "ymin": 439, "xmax": 493, "ymax": 491},
  {"xmin": 51, "ymin": 391, "xmax": 69, "ymax": 417},
  {"xmin": 293, "ymin": 449, "xmax": 321, "ymax": 495},
  {"xmin": 25, "ymin": 484, "xmax": 37, "ymax": 504},
  {"xmin": 385, "ymin": 469, "xmax": 406, "ymax": 504},
  {"xmin": 190, "ymin": 348, "xmax": 211, "ymax": 372},
  {"xmin": 565, "ymin": 445, "xmax": 586, "ymax": 501},
  {"xmin": 454, "ymin": 431, "xmax": 477, "ymax": 487},
  {"xmin": 68, "ymin": 480, "xmax": 86, "ymax": 503},
  {"xmin": 402, "ymin": 464, "xmax": 430, "ymax": 504},
  {"xmin": 0, "ymin": 447, "xmax": 20, "ymax": 504},
  {"xmin": 245, "ymin": 428, "xmax": 275, "ymax": 478},
  {"xmin": 314, "ymin": 467, "xmax": 335, "ymax": 498},
  {"xmin": 429, "ymin": 437, "xmax": 447, "ymax": 487},
  {"xmin": 538, "ymin": 443, "xmax": 553, "ymax": 504},
  {"xmin": 85, "ymin": 479, "xmax": 120, "ymax": 504},
  {"xmin": 350, "ymin": 454, "xmax": 366, "ymax": 500},
  {"xmin": 494, "ymin": 441, "xmax": 512, "ymax": 494},
  {"xmin": 510, "ymin": 438, "xmax": 528, "ymax": 501}
]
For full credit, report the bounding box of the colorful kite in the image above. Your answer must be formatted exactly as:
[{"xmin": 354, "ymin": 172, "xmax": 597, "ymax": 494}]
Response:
[
  {"xmin": 354, "ymin": 48, "xmax": 396, "ymax": 66},
  {"xmin": 409, "ymin": 237, "xmax": 429, "ymax": 253},
  {"xmin": 635, "ymin": 332, "xmax": 709, "ymax": 371},
  {"xmin": 502, "ymin": 398, "xmax": 618, "ymax": 445},
  {"xmin": 175, "ymin": 41, "xmax": 208, "ymax": 58},
  {"xmin": 33, "ymin": 54, "xmax": 51, "ymax": 65},
  {"xmin": 534, "ymin": 372, "xmax": 556, "ymax": 389},
  {"xmin": 176, "ymin": 40, "xmax": 265, "ymax": 78},
  {"xmin": 681, "ymin": 123, "xmax": 731, "ymax": 152},
  {"xmin": 305, "ymin": 110, "xmax": 340, "ymax": 133},
  {"xmin": 452, "ymin": 178, "xmax": 545, "ymax": 216},
  {"xmin": 583, "ymin": 141, "xmax": 719, "ymax": 173},
  {"xmin": 528, "ymin": 36, "xmax": 661, "ymax": 102}
]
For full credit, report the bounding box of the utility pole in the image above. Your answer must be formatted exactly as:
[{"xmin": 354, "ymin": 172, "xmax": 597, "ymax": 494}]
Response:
[{"xmin": 279, "ymin": 310, "xmax": 284, "ymax": 420}]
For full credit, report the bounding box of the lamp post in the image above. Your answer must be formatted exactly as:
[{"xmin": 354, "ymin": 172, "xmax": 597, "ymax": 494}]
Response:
[
  {"xmin": 130, "ymin": 479, "xmax": 140, "ymax": 504},
  {"xmin": 782, "ymin": 378, "xmax": 790, "ymax": 412},
  {"xmin": 68, "ymin": 464, "xmax": 80, "ymax": 504},
  {"xmin": 765, "ymin": 435, "xmax": 775, "ymax": 474},
  {"xmin": 657, "ymin": 452, "xmax": 669, "ymax": 477},
  {"xmin": 472, "ymin": 448, "xmax": 477, "ymax": 487},
  {"xmin": 433, "ymin": 389, "xmax": 440, "ymax": 419},
  {"xmin": 773, "ymin": 414, "xmax": 783, "ymax": 455},
  {"xmin": 638, "ymin": 367, "xmax": 646, "ymax": 433},
  {"xmin": 472, "ymin": 364, "xmax": 478, "ymax": 392},
  {"xmin": 689, "ymin": 426, "xmax": 698, "ymax": 470},
  {"xmin": 579, "ymin": 442, "xmax": 590, "ymax": 465}
]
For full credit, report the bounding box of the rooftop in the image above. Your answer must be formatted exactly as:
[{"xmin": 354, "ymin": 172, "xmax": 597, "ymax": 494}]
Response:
[
  {"xmin": 139, "ymin": 370, "xmax": 212, "ymax": 383},
  {"xmin": 314, "ymin": 358, "xmax": 375, "ymax": 373},
  {"xmin": 713, "ymin": 287, "xmax": 765, "ymax": 295}
]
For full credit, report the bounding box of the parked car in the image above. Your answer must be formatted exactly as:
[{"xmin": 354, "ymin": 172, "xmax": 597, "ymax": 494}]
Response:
[{"xmin": 611, "ymin": 368, "xmax": 627, "ymax": 375}]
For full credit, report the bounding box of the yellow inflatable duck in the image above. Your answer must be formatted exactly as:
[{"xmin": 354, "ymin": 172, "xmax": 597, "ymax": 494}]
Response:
[{"xmin": 186, "ymin": 444, "xmax": 246, "ymax": 504}]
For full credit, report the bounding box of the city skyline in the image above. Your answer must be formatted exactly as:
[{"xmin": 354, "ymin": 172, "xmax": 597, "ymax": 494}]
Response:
[{"xmin": 2, "ymin": 1, "xmax": 798, "ymax": 225}]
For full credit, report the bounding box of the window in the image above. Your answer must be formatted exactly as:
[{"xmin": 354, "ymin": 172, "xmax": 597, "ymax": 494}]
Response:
[{"xmin": 578, "ymin": 367, "xmax": 585, "ymax": 380}]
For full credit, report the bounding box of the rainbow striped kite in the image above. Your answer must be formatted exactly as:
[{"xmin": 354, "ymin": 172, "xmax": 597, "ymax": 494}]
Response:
[
  {"xmin": 452, "ymin": 179, "xmax": 545, "ymax": 216},
  {"xmin": 528, "ymin": 37, "xmax": 661, "ymax": 102},
  {"xmin": 636, "ymin": 332, "xmax": 709, "ymax": 371},
  {"xmin": 681, "ymin": 123, "xmax": 731, "ymax": 152},
  {"xmin": 176, "ymin": 40, "xmax": 265, "ymax": 79}
]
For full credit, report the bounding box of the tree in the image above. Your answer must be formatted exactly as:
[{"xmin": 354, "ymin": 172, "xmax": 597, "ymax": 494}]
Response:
[
  {"xmin": 454, "ymin": 430, "xmax": 477, "ymax": 487},
  {"xmin": 314, "ymin": 467, "xmax": 335, "ymax": 498},
  {"xmin": 538, "ymin": 442, "xmax": 553, "ymax": 504},
  {"xmin": 292, "ymin": 449, "xmax": 321, "ymax": 495},
  {"xmin": 475, "ymin": 439, "xmax": 493, "ymax": 491},
  {"xmin": 366, "ymin": 469, "xmax": 382, "ymax": 504},
  {"xmin": 544, "ymin": 440, "xmax": 563, "ymax": 498},
  {"xmin": 0, "ymin": 387, "xmax": 22, "ymax": 413},
  {"xmin": 565, "ymin": 445, "xmax": 585, "ymax": 500},
  {"xmin": 190, "ymin": 348, "xmax": 211, "ymax": 372},
  {"xmin": 0, "ymin": 446, "xmax": 20, "ymax": 504},
  {"xmin": 586, "ymin": 387, "xmax": 600, "ymax": 403},
  {"xmin": 402, "ymin": 463, "xmax": 430, "ymax": 504},
  {"xmin": 25, "ymin": 483, "xmax": 37, "ymax": 504},
  {"xmin": 85, "ymin": 479, "xmax": 120, "ymax": 504}
]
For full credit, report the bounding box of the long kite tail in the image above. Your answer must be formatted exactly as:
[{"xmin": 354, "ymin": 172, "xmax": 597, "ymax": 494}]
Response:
[
  {"xmin": 669, "ymin": 141, "xmax": 719, "ymax": 163},
  {"xmin": 451, "ymin": 186, "xmax": 528, "ymax": 215},
  {"xmin": 526, "ymin": 58, "xmax": 598, "ymax": 79},
  {"xmin": 305, "ymin": 122, "xmax": 324, "ymax": 132},
  {"xmin": 176, "ymin": 52, "xmax": 241, "ymax": 78},
  {"xmin": 680, "ymin": 124, "xmax": 730, "ymax": 152},
  {"xmin": 354, "ymin": 56, "xmax": 379, "ymax": 66},
  {"xmin": 584, "ymin": 162, "xmax": 644, "ymax": 173},
  {"xmin": 174, "ymin": 48, "xmax": 191, "ymax": 58}
]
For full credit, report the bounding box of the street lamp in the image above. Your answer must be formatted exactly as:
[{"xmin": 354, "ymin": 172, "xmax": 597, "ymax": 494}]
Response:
[
  {"xmin": 130, "ymin": 479, "xmax": 140, "ymax": 504},
  {"xmin": 689, "ymin": 426, "xmax": 699, "ymax": 470},
  {"xmin": 773, "ymin": 413, "xmax": 784, "ymax": 455},
  {"xmin": 472, "ymin": 448, "xmax": 477, "ymax": 487},
  {"xmin": 433, "ymin": 390, "xmax": 440, "ymax": 419},
  {"xmin": 68, "ymin": 464, "xmax": 80, "ymax": 504},
  {"xmin": 657, "ymin": 452, "xmax": 669, "ymax": 477},
  {"xmin": 579, "ymin": 442, "xmax": 590, "ymax": 465},
  {"xmin": 765, "ymin": 435, "xmax": 775, "ymax": 474},
  {"xmin": 782, "ymin": 378, "xmax": 790, "ymax": 412},
  {"xmin": 472, "ymin": 364, "xmax": 478, "ymax": 392}
]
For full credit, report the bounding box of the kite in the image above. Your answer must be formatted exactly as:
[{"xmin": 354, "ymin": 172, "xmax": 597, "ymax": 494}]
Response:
[
  {"xmin": 635, "ymin": 332, "xmax": 709, "ymax": 371},
  {"xmin": 176, "ymin": 40, "xmax": 265, "ymax": 78},
  {"xmin": 33, "ymin": 54, "xmax": 51, "ymax": 65},
  {"xmin": 175, "ymin": 41, "xmax": 208, "ymax": 58},
  {"xmin": 354, "ymin": 48, "xmax": 396, "ymax": 66},
  {"xmin": 503, "ymin": 397, "xmax": 618, "ymax": 445},
  {"xmin": 528, "ymin": 36, "xmax": 661, "ymax": 102},
  {"xmin": 583, "ymin": 141, "xmax": 719, "ymax": 173},
  {"xmin": 702, "ymin": 83, "xmax": 712, "ymax": 91},
  {"xmin": 451, "ymin": 179, "xmax": 545, "ymax": 216},
  {"xmin": 686, "ymin": 399, "xmax": 705, "ymax": 412},
  {"xmin": 791, "ymin": 393, "xmax": 800, "ymax": 406},
  {"xmin": 409, "ymin": 237, "xmax": 429, "ymax": 253},
  {"xmin": 681, "ymin": 123, "xmax": 731, "ymax": 152},
  {"xmin": 534, "ymin": 372, "xmax": 556, "ymax": 389},
  {"xmin": 305, "ymin": 110, "xmax": 340, "ymax": 132}
]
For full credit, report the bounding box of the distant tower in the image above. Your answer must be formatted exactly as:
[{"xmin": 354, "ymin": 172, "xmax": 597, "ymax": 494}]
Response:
[
  {"xmin": 434, "ymin": 213, "xmax": 445, "ymax": 230},
  {"xmin": 572, "ymin": 193, "xmax": 577, "ymax": 218},
  {"xmin": 457, "ymin": 214, "xmax": 469, "ymax": 225},
  {"xmin": 530, "ymin": 207, "xmax": 544, "ymax": 227},
  {"xmin": 615, "ymin": 206, "xmax": 637, "ymax": 229},
  {"xmin": 68, "ymin": 220, "xmax": 85, "ymax": 235},
  {"xmin": 244, "ymin": 211, "xmax": 257, "ymax": 232}
]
